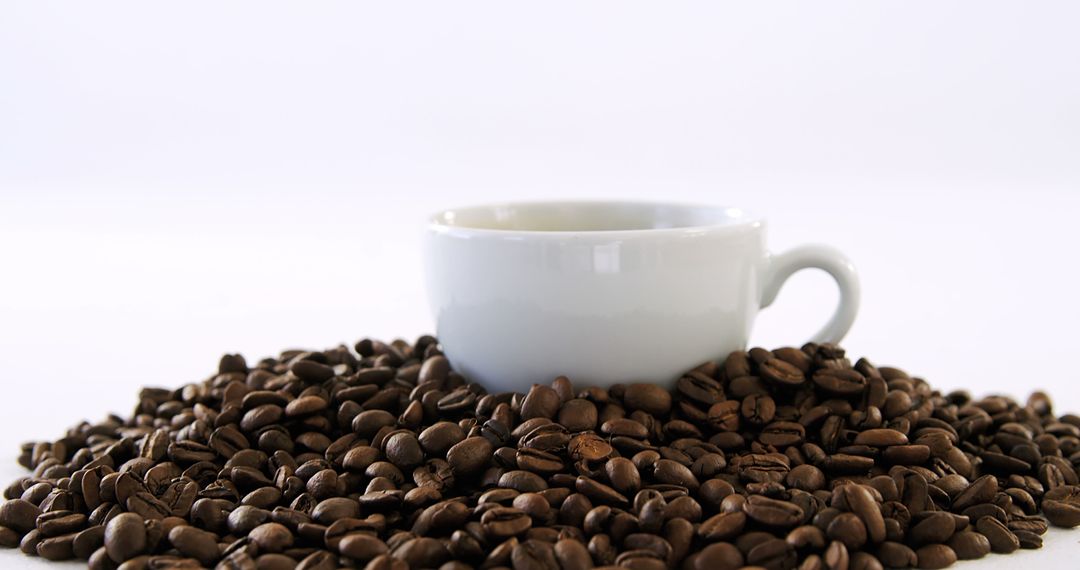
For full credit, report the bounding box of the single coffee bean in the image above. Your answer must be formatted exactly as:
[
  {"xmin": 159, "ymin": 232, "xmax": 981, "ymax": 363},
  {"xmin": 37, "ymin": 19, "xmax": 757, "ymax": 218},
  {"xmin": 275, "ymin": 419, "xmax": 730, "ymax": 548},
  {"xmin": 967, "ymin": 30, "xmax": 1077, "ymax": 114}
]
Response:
[
  {"xmin": 104, "ymin": 512, "xmax": 146, "ymax": 563},
  {"xmin": 249, "ymin": 522, "xmax": 295, "ymax": 553},
  {"xmin": 743, "ymin": 495, "xmax": 804, "ymax": 528},
  {"xmin": 692, "ymin": 542, "xmax": 743, "ymax": 570},
  {"xmin": 915, "ymin": 544, "xmax": 956, "ymax": 569},
  {"xmin": 0, "ymin": 499, "xmax": 41, "ymax": 533},
  {"xmin": 876, "ymin": 541, "xmax": 918, "ymax": 568},
  {"xmin": 553, "ymin": 537, "xmax": 593, "ymax": 569},
  {"xmin": 35, "ymin": 533, "xmax": 76, "ymax": 561},
  {"xmin": 623, "ymin": 384, "xmax": 672, "ymax": 416},
  {"xmin": 521, "ymin": 385, "xmax": 562, "ymax": 420},
  {"xmin": 1042, "ymin": 485, "xmax": 1080, "ymax": 527},
  {"xmin": 446, "ymin": 437, "xmax": 494, "ymax": 475},
  {"xmin": 853, "ymin": 429, "xmax": 908, "ymax": 447},
  {"xmin": 168, "ymin": 525, "xmax": 220, "ymax": 566},
  {"xmin": 826, "ymin": 512, "xmax": 867, "ymax": 550},
  {"xmin": 909, "ymin": 512, "xmax": 955, "ymax": 546},
  {"xmin": 699, "ymin": 511, "xmax": 747, "ymax": 542},
  {"xmin": 975, "ymin": 515, "xmax": 1019, "ymax": 553},
  {"xmin": 338, "ymin": 533, "xmax": 389, "ymax": 561}
]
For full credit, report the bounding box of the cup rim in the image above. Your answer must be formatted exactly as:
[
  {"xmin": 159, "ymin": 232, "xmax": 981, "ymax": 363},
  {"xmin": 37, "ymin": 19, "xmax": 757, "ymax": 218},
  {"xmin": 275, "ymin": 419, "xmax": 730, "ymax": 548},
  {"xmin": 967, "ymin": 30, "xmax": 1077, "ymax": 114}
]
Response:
[{"xmin": 428, "ymin": 199, "xmax": 763, "ymax": 237}]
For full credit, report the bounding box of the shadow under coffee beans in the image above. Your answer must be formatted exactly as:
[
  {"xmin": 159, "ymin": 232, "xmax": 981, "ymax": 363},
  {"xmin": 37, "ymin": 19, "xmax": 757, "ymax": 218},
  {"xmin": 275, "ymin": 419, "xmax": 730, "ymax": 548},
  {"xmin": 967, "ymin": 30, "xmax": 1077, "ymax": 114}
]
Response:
[{"xmin": 1, "ymin": 336, "xmax": 1078, "ymax": 569}]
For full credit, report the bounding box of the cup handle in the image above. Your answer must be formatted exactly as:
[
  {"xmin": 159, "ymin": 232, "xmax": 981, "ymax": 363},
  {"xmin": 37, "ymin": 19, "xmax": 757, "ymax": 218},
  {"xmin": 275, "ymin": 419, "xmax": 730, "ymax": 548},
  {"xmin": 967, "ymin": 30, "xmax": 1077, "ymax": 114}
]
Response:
[{"xmin": 760, "ymin": 244, "xmax": 860, "ymax": 344}]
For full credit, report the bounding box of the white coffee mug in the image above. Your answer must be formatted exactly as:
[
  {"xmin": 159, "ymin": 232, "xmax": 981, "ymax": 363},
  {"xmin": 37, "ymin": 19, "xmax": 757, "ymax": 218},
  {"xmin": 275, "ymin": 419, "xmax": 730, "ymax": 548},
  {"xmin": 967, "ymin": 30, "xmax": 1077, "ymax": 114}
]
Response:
[{"xmin": 424, "ymin": 201, "xmax": 859, "ymax": 393}]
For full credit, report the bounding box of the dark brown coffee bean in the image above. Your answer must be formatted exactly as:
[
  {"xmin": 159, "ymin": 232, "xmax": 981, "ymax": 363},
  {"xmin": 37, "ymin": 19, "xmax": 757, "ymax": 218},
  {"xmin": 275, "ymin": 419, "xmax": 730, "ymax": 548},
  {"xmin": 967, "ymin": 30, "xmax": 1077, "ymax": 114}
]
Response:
[
  {"xmin": 691, "ymin": 541, "xmax": 743, "ymax": 570},
  {"xmin": 0, "ymin": 499, "xmax": 41, "ymax": 533},
  {"xmin": 741, "ymin": 394, "xmax": 776, "ymax": 426},
  {"xmin": 743, "ymin": 495, "xmax": 804, "ymax": 528},
  {"xmin": 600, "ymin": 418, "xmax": 648, "ymax": 439},
  {"xmin": 853, "ymin": 429, "xmax": 908, "ymax": 447},
  {"xmin": 168, "ymin": 525, "xmax": 220, "ymax": 566},
  {"xmin": 575, "ymin": 476, "xmax": 627, "ymax": 506},
  {"xmin": 511, "ymin": 539, "xmax": 559, "ymax": 570},
  {"xmin": 446, "ymin": 437, "xmax": 494, "ymax": 475},
  {"xmin": 481, "ymin": 506, "xmax": 532, "ymax": 538},
  {"xmin": 36, "ymin": 533, "xmax": 76, "ymax": 561},
  {"xmin": 553, "ymin": 537, "xmax": 592, "ymax": 569},
  {"xmin": 914, "ymin": 544, "xmax": 956, "ymax": 569},
  {"xmin": 952, "ymin": 475, "xmax": 997, "ymax": 511},
  {"xmin": 623, "ymin": 384, "xmax": 672, "ymax": 417},
  {"xmin": 826, "ymin": 512, "xmax": 867, "ymax": 550},
  {"xmin": 1043, "ymin": 485, "xmax": 1080, "ymax": 527},
  {"xmin": 521, "ymin": 385, "xmax": 562, "ymax": 420},
  {"xmin": 653, "ymin": 459, "xmax": 699, "ymax": 491},
  {"xmin": 384, "ymin": 432, "xmax": 424, "ymax": 469},
  {"xmin": 249, "ymin": 522, "xmax": 294, "ymax": 553},
  {"xmin": 1014, "ymin": 529, "xmax": 1043, "ymax": 549},
  {"xmin": 760, "ymin": 357, "xmax": 807, "ymax": 387},
  {"xmin": 256, "ymin": 553, "xmax": 300, "ymax": 570},
  {"xmin": 105, "ymin": 512, "xmax": 146, "ymax": 563},
  {"xmin": 290, "ymin": 360, "xmax": 334, "ymax": 382},
  {"xmin": 558, "ymin": 399, "xmax": 599, "ymax": 432},
  {"xmin": 37, "ymin": 511, "xmax": 87, "ymax": 537},
  {"xmin": 747, "ymin": 537, "xmax": 797, "ymax": 570},
  {"xmin": 296, "ymin": 549, "xmax": 337, "ymax": 570},
  {"xmin": 699, "ymin": 511, "xmax": 746, "ymax": 542},
  {"xmin": 786, "ymin": 465, "xmax": 826, "ymax": 492},
  {"xmin": 707, "ymin": 401, "xmax": 741, "ymax": 432},
  {"xmin": 876, "ymin": 541, "xmax": 917, "ymax": 568},
  {"xmin": 338, "ymin": 533, "xmax": 389, "ymax": 561},
  {"xmin": 812, "ymin": 369, "xmax": 866, "ymax": 395},
  {"xmin": 945, "ymin": 530, "xmax": 989, "ymax": 560},
  {"xmin": 72, "ymin": 525, "xmax": 106, "ymax": 560},
  {"xmin": 909, "ymin": 512, "xmax": 954, "ymax": 546},
  {"xmin": 975, "ymin": 515, "xmax": 1019, "ymax": 553}
]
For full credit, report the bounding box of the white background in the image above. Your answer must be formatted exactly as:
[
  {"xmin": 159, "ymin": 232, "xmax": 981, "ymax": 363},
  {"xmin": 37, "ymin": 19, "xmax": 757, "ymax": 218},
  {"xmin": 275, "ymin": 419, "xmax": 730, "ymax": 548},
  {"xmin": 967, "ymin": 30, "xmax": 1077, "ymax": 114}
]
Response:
[{"xmin": 2, "ymin": 2, "xmax": 1079, "ymax": 568}]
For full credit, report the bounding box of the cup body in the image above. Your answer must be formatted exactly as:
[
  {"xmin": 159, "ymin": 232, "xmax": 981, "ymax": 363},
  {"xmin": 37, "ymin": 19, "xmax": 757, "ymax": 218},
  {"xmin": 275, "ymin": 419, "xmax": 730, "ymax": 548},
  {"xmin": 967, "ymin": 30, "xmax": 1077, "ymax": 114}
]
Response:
[{"xmin": 424, "ymin": 201, "xmax": 767, "ymax": 393}]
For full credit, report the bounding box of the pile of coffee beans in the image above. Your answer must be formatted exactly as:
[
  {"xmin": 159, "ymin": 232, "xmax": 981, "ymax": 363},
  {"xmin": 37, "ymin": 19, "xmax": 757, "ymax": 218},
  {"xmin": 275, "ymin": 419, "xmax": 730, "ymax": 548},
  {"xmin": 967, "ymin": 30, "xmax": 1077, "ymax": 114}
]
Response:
[{"xmin": 2, "ymin": 337, "xmax": 1079, "ymax": 570}]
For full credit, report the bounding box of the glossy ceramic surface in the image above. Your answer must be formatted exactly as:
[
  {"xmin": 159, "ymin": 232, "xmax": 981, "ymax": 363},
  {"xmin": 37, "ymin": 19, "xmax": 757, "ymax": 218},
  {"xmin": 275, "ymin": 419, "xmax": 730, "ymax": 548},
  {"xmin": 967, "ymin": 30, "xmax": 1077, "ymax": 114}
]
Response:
[{"xmin": 424, "ymin": 201, "xmax": 859, "ymax": 392}]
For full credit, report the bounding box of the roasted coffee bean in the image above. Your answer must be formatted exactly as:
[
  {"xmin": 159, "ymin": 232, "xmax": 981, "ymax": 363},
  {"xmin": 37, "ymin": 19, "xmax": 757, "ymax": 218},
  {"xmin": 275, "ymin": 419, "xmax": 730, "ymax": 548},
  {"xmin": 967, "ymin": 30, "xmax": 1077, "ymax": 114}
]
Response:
[
  {"xmin": 827, "ymin": 512, "xmax": 867, "ymax": 550},
  {"xmin": 786, "ymin": 465, "xmax": 826, "ymax": 492},
  {"xmin": 699, "ymin": 511, "xmax": 747, "ymax": 542},
  {"xmin": 908, "ymin": 512, "xmax": 955, "ymax": 546},
  {"xmin": 743, "ymin": 495, "xmax": 804, "ymax": 528},
  {"xmin": 446, "ymin": 437, "xmax": 494, "ymax": 475},
  {"xmin": 946, "ymin": 530, "xmax": 990, "ymax": 560},
  {"xmin": 481, "ymin": 506, "xmax": 532, "ymax": 538},
  {"xmin": 853, "ymin": 429, "xmax": 907, "ymax": 447},
  {"xmin": 0, "ymin": 499, "xmax": 41, "ymax": 533},
  {"xmin": 876, "ymin": 541, "xmax": 917, "ymax": 568},
  {"xmin": 168, "ymin": 525, "xmax": 220, "ymax": 566},
  {"xmin": 624, "ymin": 383, "xmax": 672, "ymax": 417},
  {"xmin": 104, "ymin": 512, "xmax": 146, "ymax": 563},
  {"xmin": 812, "ymin": 369, "xmax": 866, "ymax": 395},
  {"xmin": 339, "ymin": 533, "xmax": 389, "ymax": 561},
  {"xmin": 521, "ymin": 385, "xmax": 562, "ymax": 420},
  {"xmin": 915, "ymin": 544, "xmax": 956, "ymax": 569},
  {"xmin": 1043, "ymin": 485, "xmax": 1080, "ymax": 527},
  {"xmin": 249, "ymin": 522, "xmax": 294, "ymax": 553},
  {"xmin": 72, "ymin": 525, "xmax": 106, "ymax": 560},
  {"xmin": 7, "ymin": 338, "xmax": 1080, "ymax": 570},
  {"xmin": 747, "ymin": 537, "xmax": 797, "ymax": 570},
  {"xmin": 37, "ymin": 511, "xmax": 87, "ymax": 537},
  {"xmin": 975, "ymin": 515, "xmax": 1019, "ymax": 553},
  {"xmin": 35, "ymin": 533, "xmax": 76, "ymax": 561}
]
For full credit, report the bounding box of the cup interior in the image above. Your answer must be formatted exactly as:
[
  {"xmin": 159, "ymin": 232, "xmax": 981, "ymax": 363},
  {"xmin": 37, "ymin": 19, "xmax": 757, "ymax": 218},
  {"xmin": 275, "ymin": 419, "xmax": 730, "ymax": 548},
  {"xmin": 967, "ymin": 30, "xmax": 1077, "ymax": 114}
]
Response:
[{"xmin": 431, "ymin": 201, "xmax": 756, "ymax": 232}]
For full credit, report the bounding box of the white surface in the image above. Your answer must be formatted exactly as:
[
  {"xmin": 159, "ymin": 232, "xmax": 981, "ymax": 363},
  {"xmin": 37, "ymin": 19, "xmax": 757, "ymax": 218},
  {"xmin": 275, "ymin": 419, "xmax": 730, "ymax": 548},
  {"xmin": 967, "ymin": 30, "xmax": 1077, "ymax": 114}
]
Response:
[
  {"xmin": 1, "ymin": 1, "xmax": 1079, "ymax": 568},
  {"xmin": 425, "ymin": 201, "xmax": 858, "ymax": 390}
]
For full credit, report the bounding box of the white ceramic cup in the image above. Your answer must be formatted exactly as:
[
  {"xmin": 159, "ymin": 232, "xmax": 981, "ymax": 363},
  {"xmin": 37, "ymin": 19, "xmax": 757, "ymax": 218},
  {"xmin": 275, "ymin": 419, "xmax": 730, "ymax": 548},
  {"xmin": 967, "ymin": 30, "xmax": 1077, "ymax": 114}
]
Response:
[{"xmin": 424, "ymin": 201, "xmax": 859, "ymax": 393}]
